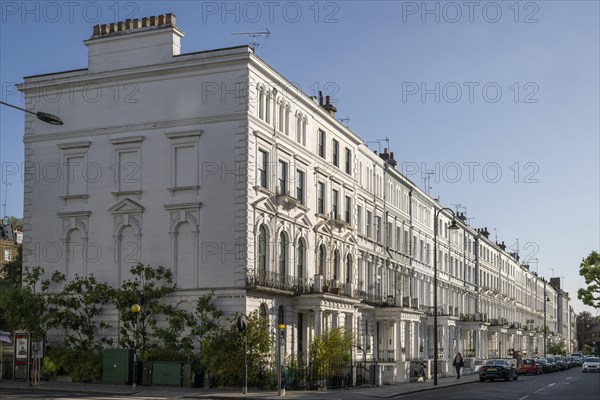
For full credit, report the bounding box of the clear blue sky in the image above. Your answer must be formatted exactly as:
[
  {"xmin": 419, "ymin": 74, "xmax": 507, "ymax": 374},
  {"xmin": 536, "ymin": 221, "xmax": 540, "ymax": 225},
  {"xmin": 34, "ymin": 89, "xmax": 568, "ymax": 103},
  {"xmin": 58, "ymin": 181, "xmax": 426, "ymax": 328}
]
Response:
[{"xmin": 1, "ymin": 1, "xmax": 598, "ymax": 314}]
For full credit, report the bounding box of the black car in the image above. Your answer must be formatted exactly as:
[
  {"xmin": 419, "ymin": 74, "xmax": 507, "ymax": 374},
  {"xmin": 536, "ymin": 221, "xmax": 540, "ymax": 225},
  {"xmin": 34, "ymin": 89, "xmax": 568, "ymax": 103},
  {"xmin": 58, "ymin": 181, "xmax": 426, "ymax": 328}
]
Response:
[
  {"xmin": 479, "ymin": 359, "xmax": 519, "ymax": 382},
  {"xmin": 538, "ymin": 358, "xmax": 554, "ymax": 373},
  {"xmin": 552, "ymin": 356, "xmax": 566, "ymax": 371}
]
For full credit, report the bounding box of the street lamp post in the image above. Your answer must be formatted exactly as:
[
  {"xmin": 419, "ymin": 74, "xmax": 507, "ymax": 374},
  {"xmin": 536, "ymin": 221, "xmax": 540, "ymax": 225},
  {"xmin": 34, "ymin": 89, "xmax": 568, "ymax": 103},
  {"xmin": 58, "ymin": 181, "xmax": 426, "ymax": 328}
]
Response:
[
  {"xmin": 131, "ymin": 304, "xmax": 141, "ymax": 390},
  {"xmin": 543, "ymin": 290, "xmax": 549, "ymax": 356},
  {"xmin": 0, "ymin": 101, "xmax": 63, "ymax": 125},
  {"xmin": 237, "ymin": 316, "xmax": 248, "ymax": 395},
  {"xmin": 433, "ymin": 207, "xmax": 459, "ymax": 386}
]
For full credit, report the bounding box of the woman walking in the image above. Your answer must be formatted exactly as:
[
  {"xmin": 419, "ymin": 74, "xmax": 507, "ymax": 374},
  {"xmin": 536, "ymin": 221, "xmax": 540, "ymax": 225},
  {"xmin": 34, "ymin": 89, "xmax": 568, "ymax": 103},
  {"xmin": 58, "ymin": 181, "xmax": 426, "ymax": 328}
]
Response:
[{"xmin": 452, "ymin": 352, "xmax": 464, "ymax": 379}]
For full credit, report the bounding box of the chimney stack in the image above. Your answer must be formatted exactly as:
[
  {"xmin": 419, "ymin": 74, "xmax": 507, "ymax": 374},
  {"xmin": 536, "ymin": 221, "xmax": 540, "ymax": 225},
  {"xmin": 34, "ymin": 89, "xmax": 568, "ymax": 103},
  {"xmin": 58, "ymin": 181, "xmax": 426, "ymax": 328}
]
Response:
[
  {"xmin": 322, "ymin": 95, "xmax": 337, "ymax": 117},
  {"xmin": 86, "ymin": 13, "xmax": 183, "ymax": 73}
]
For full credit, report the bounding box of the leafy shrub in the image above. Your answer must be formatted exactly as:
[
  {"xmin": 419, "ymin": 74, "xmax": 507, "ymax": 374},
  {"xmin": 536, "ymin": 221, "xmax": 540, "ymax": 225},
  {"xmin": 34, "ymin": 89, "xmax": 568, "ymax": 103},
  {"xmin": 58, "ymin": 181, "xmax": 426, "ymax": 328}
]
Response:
[{"xmin": 43, "ymin": 347, "xmax": 102, "ymax": 382}]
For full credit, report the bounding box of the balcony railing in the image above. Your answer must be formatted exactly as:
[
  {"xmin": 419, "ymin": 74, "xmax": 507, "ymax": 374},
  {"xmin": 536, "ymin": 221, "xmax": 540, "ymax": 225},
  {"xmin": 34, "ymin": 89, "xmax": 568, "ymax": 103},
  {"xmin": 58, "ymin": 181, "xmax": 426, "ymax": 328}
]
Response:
[{"xmin": 247, "ymin": 270, "xmax": 313, "ymax": 293}]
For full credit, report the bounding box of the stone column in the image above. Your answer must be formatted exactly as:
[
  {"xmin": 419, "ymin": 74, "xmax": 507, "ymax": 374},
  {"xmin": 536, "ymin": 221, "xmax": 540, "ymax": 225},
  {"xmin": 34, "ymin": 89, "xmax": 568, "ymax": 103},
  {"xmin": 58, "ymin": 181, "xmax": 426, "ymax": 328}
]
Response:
[{"xmin": 315, "ymin": 309, "xmax": 322, "ymax": 337}]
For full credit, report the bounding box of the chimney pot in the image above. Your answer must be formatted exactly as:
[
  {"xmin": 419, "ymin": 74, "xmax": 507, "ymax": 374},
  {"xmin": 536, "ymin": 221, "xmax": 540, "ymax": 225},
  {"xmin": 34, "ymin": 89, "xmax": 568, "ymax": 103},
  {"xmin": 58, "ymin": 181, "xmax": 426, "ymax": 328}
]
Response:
[
  {"xmin": 150, "ymin": 16, "xmax": 157, "ymax": 26},
  {"xmin": 110, "ymin": 23, "xmax": 118, "ymax": 33},
  {"xmin": 125, "ymin": 19, "xmax": 133, "ymax": 30},
  {"xmin": 319, "ymin": 91, "xmax": 323, "ymax": 105},
  {"xmin": 158, "ymin": 14, "xmax": 166, "ymax": 25},
  {"xmin": 166, "ymin": 13, "xmax": 176, "ymax": 26},
  {"xmin": 133, "ymin": 18, "xmax": 141, "ymax": 28},
  {"xmin": 142, "ymin": 17, "xmax": 150, "ymax": 27},
  {"xmin": 326, "ymin": 95, "xmax": 330, "ymax": 105},
  {"xmin": 100, "ymin": 24, "xmax": 109, "ymax": 34},
  {"xmin": 118, "ymin": 21, "xmax": 125, "ymax": 31}
]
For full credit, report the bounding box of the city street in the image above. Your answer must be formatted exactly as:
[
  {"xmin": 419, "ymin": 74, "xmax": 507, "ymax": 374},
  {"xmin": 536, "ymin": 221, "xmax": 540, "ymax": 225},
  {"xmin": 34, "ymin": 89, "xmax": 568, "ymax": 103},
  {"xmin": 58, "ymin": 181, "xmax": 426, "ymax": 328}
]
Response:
[
  {"xmin": 397, "ymin": 371, "xmax": 600, "ymax": 399},
  {"xmin": 0, "ymin": 370, "xmax": 598, "ymax": 400}
]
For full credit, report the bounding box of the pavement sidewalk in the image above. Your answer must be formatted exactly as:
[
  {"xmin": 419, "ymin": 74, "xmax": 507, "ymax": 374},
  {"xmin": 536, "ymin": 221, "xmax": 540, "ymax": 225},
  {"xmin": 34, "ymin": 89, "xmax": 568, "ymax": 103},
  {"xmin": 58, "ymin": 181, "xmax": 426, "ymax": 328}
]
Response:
[{"xmin": 0, "ymin": 374, "xmax": 478, "ymax": 399}]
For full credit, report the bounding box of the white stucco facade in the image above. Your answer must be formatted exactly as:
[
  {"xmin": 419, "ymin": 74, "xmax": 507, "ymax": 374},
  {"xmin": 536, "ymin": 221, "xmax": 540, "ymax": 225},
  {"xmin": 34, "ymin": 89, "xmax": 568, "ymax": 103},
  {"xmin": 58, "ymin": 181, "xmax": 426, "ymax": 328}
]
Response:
[{"xmin": 19, "ymin": 14, "xmax": 575, "ymax": 383}]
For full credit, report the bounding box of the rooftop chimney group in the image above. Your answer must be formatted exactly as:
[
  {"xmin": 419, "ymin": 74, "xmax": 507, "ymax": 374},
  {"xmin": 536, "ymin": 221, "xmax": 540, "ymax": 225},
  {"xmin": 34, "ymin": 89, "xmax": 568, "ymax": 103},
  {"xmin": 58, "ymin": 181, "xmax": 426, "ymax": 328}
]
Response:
[
  {"xmin": 92, "ymin": 13, "xmax": 177, "ymax": 38},
  {"xmin": 318, "ymin": 91, "xmax": 337, "ymax": 117}
]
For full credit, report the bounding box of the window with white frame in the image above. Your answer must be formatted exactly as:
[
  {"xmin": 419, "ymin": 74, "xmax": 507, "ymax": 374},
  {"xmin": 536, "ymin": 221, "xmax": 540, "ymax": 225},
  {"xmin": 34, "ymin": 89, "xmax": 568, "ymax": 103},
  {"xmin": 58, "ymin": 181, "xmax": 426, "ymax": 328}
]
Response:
[
  {"xmin": 318, "ymin": 130, "xmax": 326, "ymax": 158},
  {"xmin": 332, "ymin": 139, "xmax": 339, "ymax": 167},
  {"xmin": 258, "ymin": 149, "xmax": 269, "ymax": 189},
  {"xmin": 332, "ymin": 189, "xmax": 339, "ymax": 219},
  {"xmin": 278, "ymin": 160, "xmax": 288, "ymax": 195},
  {"xmin": 317, "ymin": 181, "xmax": 325, "ymax": 214},
  {"xmin": 295, "ymin": 169, "xmax": 305, "ymax": 204},
  {"xmin": 345, "ymin": 196, "xmax": 351, "ymax": 223}
]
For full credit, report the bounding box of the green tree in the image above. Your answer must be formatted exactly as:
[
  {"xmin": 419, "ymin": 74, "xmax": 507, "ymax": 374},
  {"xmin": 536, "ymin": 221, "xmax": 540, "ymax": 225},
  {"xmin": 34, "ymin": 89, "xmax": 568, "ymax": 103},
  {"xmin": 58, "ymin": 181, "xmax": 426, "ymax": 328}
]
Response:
[
  {"xmin": 309, "ymin": 327, "xmax": 354, "ymax": 364},
  {"xmin": 577, "ymin": 250, "xmax": 600, "ymax": 308},
  {"xmin": 47, "ymin": 274, "xmax": 114, "ymax": 351},
  {"xmin": 6, "ymin": 216, "xmax": 23, "ymax": 231},
  {"xmin": 200, "ymin": 311, "xmax": 273, "ymax": 387},
  {"xmin": 113, "ymin": 264, "xmax": 177, "ymax": 358},
  {"xmin": 547, "ymin": 339, "xmax": 566, "ymax": 356},
  {"xmin": 0, "ymin": 243, "xmax": 22, "ymax": 288},
  {"xmin": 0, "ymin": 266, "xmax": 64, "ymax": 339}
]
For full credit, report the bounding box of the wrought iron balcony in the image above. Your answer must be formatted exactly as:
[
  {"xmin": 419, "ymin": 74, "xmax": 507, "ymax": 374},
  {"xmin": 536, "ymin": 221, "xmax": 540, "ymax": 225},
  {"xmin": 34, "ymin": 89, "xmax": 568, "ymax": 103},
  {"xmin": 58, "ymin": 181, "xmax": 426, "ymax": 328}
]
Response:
[{"xmin": 246, "ymin": 270, "xmax": 313, "ymax": 294}]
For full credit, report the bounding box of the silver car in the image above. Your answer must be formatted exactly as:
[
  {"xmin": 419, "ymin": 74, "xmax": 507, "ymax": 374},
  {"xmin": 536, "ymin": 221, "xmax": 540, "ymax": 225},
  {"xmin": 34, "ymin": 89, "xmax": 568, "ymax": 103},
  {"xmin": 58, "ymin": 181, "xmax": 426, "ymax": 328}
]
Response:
[{"xmin": 582, "ymin": 357, "xmax": 600, "ymax": 372}]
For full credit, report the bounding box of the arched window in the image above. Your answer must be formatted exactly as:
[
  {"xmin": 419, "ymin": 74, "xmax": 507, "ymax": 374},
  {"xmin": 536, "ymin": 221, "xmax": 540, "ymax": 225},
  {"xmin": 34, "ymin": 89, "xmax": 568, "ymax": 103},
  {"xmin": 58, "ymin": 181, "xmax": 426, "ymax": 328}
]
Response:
[
  {"xmin": 318, "ymin": 244, "xmax": 327, "ymax": 276},
  {"xmin": 333, "ymin": 250, "xmax": 340, "ymax": 281},
  {"xmin": 297, "ymin": 238, "xmax": 306, "ymax": 280},
  {"xmin": 259, "ymin": 303, "xmax": 268, "ymax": 321},
  {"xmin": 258, "ymin": 88, "xmax": 264, "ymax": 119},
  {"xmin": 301, "ymin": 119, "xmax": 307, "ymax": 146},
  {"xmin": 278, "ymin": 305, "xmax": 285, "ymax": 325},
  {"xmin": 296, "ymin": 115, "xmax": 302, "ymax": 143},
  {"xmin": 265, "ymin": 92, "xmax": 271, "ymax": 123},
  {"xmin": 278, "ymin": 101, "xmax": 284, "ymax": 132},
  {"xmin": 279, "ymin": 232, "xmax": 288, "ymax": 277},
  {"xmin": 346, "ymin": 254, "xmax": 352, "ymax": 284},
  {"xmin": 258, "ymin": 225, "xmax": 268, "ymax": 275},
  {"xmin": 284, "ymin": 106, "xmax": 290, "ymax": 135}
]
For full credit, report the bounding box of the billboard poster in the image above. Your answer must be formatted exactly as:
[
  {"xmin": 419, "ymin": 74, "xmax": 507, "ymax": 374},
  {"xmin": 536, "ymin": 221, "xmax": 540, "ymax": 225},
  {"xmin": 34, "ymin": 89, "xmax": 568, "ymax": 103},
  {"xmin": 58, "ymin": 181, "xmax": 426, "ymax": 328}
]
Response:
[{"xmin": 15, "ymin": 336, "xmax": 28, "ymax": 360}]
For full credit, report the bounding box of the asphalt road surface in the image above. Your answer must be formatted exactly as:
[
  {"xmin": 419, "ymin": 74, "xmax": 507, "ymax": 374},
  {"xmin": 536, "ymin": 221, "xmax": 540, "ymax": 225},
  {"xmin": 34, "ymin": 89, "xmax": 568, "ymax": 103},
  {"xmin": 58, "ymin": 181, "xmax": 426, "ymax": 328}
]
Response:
[
  {"xmin": 397, "ymin": 370, "xmax": 600, "ymax": 399},
  {"xmin": 0, "ymin": 391, "xmax": 173, "ymax": 400}
]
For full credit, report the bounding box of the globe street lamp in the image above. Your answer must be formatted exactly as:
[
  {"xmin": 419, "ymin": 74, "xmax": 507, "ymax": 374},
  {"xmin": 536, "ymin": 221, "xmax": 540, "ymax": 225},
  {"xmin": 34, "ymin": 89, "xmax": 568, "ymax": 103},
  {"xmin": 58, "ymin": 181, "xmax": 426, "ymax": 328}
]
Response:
[
  {"xmin": 543, "ymin": 289, "xmax": 549, "ymax": 356},
  {"xmin": 131, "ymin": 304, "xmax": 141, "ymax": 390},
  {"xmin": 433, "ymin": 208, "xmax": 459, "ymax": 386},
  {"xmin": 0, "ymin": 101, "xmax": 63, "ymax": 125}
]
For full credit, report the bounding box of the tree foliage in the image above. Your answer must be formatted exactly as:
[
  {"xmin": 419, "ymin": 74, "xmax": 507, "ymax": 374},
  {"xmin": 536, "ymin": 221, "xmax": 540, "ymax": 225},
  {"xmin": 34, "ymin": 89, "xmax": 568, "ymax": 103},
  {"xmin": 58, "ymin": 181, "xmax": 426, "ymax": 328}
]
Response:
[
  {"xmin": 0, "ymin": 266, "xmax": 64, "ymax": 339},
  {"xmin": 577, "ymin": 250, "xmax": 600, "ymax": 308},
  {"xmin": 577, "ymin": 311, "xmax": 600, "ymax": 353},
  {"xmin": 47, "ymin": 274, "xmax": 114, "ymax": 351},
  {"xmin": 0, "ymin": 243, "xmax": 22, "ymax": 287},
  {"xmin": 5, "ymin": 216, "xmax": 23, "ymax": 231},
  {"xmin": 112, "ymin": 263, "xmax": 177, "ymax": 358},
  {"xmin": 547, "ymin": 339, "xmax": 566, "ymax": 356},
  {"xmin": 309, "ymin": 327, "xmax": 354, "ymax": 364},
  {"xmin": 200, "ymin": 311, "xmax": 273, "ymax": 387}
]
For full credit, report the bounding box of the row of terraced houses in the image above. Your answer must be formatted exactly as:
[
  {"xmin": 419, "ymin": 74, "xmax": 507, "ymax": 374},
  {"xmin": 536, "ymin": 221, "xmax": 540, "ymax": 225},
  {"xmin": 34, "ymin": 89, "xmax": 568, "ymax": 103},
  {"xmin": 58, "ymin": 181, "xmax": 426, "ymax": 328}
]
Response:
[{"xmin": 19, "ymin": 14, "xmax": 576, "ymax": 383}]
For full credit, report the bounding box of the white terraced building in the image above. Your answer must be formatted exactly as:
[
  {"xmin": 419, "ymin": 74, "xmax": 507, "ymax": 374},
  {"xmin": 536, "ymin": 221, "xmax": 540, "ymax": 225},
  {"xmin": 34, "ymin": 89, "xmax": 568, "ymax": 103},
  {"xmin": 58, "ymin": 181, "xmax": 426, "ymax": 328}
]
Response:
[{"xmin": 19, "ymin": 14, "xmax": 575, "ymax": 383}]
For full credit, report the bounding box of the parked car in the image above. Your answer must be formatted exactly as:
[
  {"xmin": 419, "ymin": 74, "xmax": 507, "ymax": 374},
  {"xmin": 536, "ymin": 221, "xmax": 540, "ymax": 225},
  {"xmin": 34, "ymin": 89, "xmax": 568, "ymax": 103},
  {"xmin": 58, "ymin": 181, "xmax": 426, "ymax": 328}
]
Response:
[
  {"xmin": 518, "ymin": 358, "xmax": 542, "ymax": 375},
  {"xmin": 552, "ymin": 356, "xmax": 566, "ymax": 371},
  {"xmin": 473, "ymin": 359, "xmax": 487, "ymax": 374},
  {"xmin": 572, "ymin": 356, "xmax": 583, "ymax": 366},
  {"xmin": 582, "ymin": 356, "xmax": 600, "ymax": 373},
  {"xmin": 538, "ymin": 358, "xmax": 554, "ymax": 373},
  {"xmin": 479, "ymin": 359, "xmax": 518, "ymax": 382}
]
